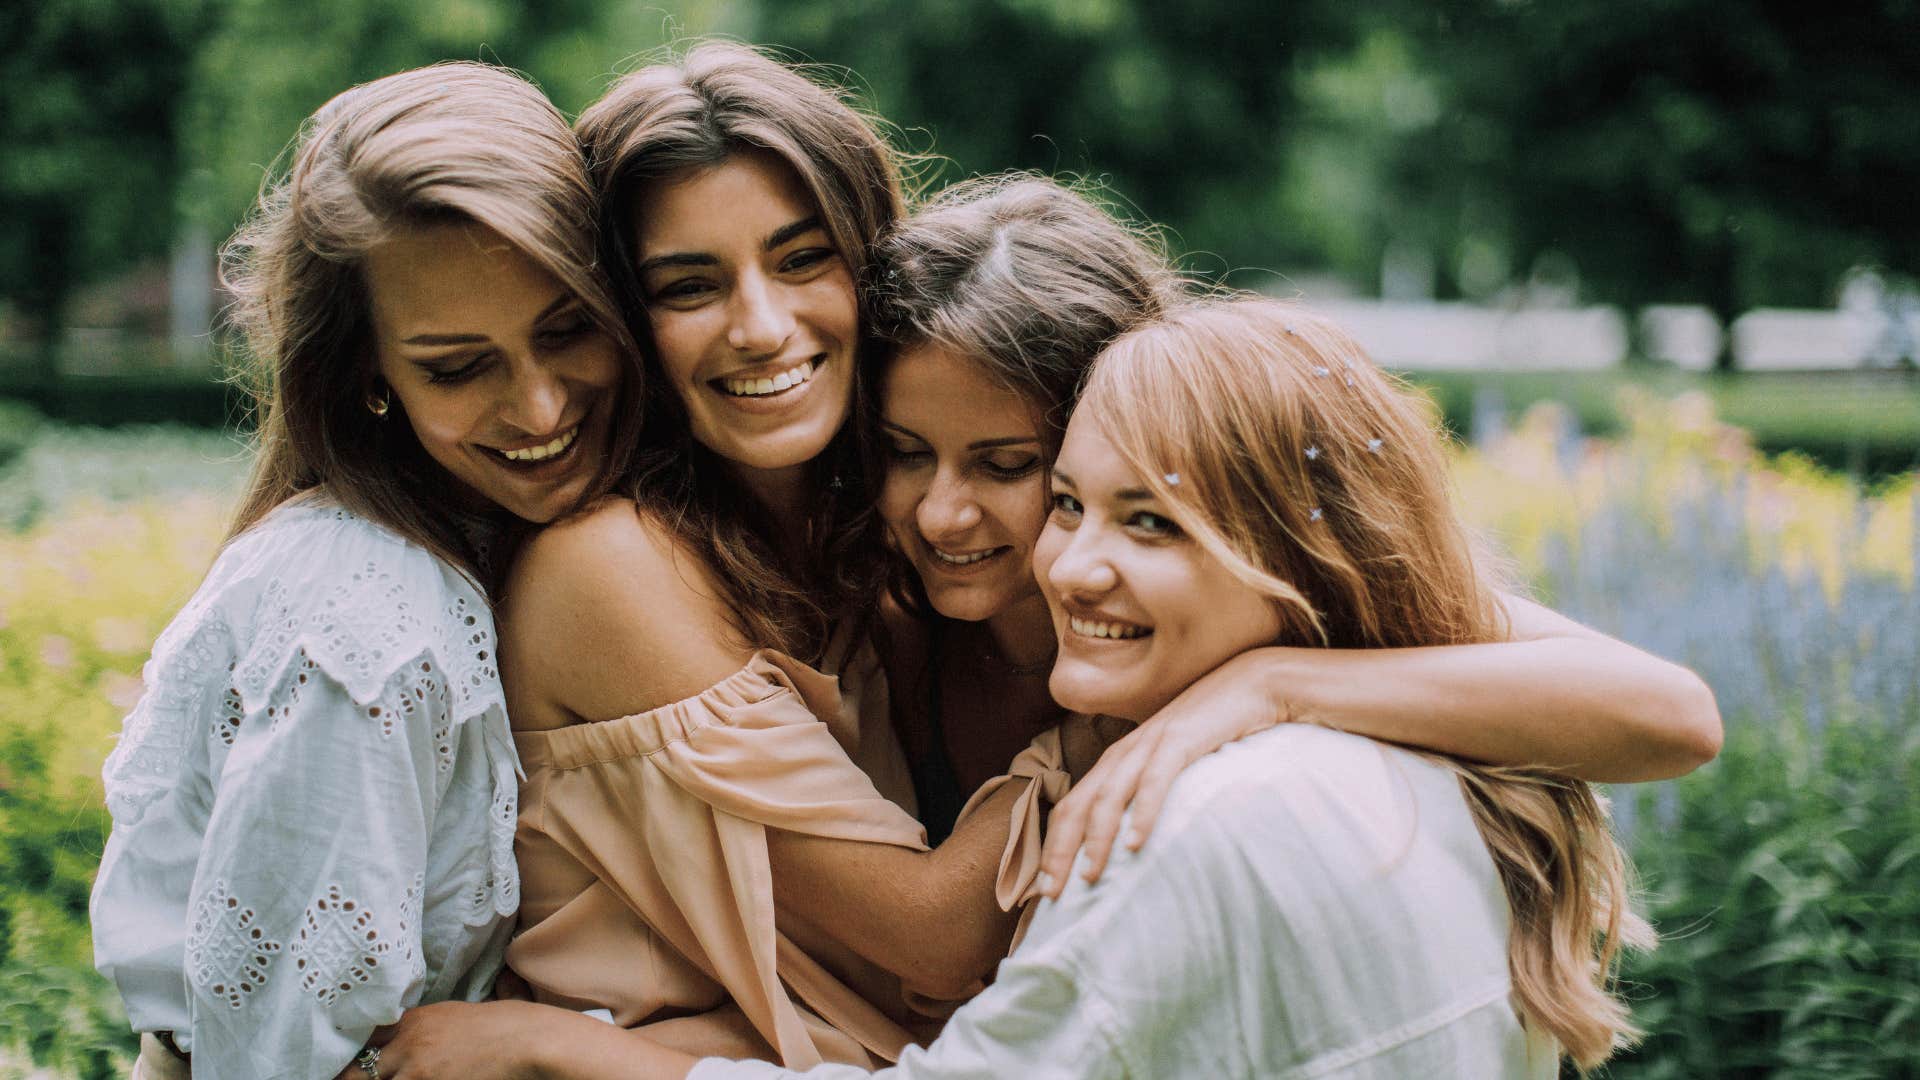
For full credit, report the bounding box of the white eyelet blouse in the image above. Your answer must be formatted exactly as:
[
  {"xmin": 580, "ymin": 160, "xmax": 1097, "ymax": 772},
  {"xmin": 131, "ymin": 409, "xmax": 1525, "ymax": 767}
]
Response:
[{"xmin": 90, "ymin": 498, "xmax": 520, "ymax": 1080}]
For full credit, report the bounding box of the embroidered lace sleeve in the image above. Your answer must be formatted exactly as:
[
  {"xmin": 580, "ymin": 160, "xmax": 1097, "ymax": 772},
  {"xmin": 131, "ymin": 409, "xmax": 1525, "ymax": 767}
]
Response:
[
  {"xmin": 184, "ymin": 663, "xmax": 457, "ymax": 1077},
  {"xmin": 90, "ymin": 502, "xmax": 517, "ymax": 1080}
]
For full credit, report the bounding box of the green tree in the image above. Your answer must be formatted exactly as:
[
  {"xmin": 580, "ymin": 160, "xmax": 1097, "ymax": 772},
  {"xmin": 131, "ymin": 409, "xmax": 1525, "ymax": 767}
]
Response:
[
  {"xmin": 1385, "ymin": 1, "xmax": 1920, "ymax": 362},
  {"xmin": 179, "ymin": 0, "xmax": 749, "ymax": 235},
  {"xmin": 0, "ymin": 0, "xmax": 215, "ymax": 376},
  {"xmin": 753, "ymin": 0, "xmax": 1360, "ymax": 278}
]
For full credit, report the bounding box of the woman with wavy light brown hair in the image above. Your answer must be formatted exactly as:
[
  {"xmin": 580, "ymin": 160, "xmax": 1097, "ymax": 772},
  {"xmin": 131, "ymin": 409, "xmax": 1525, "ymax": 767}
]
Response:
[{"xmin": 90, "ymin": 62, "xmax": 638, "ymax": 1080}]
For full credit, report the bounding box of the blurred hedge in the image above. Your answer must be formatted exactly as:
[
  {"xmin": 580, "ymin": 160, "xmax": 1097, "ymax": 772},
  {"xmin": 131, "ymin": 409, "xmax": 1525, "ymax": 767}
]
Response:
[{"xmin": 1413, "ymin": 370, "xmax": 1920, "ymax": 480}]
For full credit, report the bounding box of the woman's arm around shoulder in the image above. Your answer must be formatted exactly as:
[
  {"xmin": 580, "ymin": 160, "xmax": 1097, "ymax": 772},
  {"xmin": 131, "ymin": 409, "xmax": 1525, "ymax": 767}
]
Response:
[{"xmin": 1037, "ymin": 590, "xmax": 1721, "ymax": 895}]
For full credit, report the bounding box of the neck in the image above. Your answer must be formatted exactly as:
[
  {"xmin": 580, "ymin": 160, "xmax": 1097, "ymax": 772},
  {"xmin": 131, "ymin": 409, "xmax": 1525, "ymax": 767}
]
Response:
[
  {"xmin": 986, "ymin": 591, "xmax": 1058, "ymax": 672},
  {"xmin": 728, "ymin": 459, "xmax": 814, "ymax": 546}
]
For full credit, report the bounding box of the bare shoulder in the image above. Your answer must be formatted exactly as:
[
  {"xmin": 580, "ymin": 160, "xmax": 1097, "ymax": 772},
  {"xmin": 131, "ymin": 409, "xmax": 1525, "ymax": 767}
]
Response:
[{"xmin": 497, "ymin": 499, "xmax": 755, "ymax": 725}]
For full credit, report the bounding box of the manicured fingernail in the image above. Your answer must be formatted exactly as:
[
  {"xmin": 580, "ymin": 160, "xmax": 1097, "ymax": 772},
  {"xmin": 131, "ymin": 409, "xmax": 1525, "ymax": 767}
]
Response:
[
  {"xmin": 1035, "ymin": 871, "xmax": 1055, "ymax": 895},
  {"xmin": 1127, "ymin": 830, "xmax": 1144, "ymax": 848}
]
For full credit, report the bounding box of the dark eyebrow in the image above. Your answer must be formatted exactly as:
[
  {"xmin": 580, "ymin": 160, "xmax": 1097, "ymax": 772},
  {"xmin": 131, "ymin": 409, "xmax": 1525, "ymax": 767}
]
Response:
[
  {"xmin": 634, "ymin": 217, "xmax": 824, "ymax": 278},
  {"xmin": 766, "ymin": 216, "xmax": 825, "ymax": 251},
  {"xmin": 882, "ymin": 424, "xmax": 1039, "ymax": 452},
  {"xmin": 402, "ymin": 293, "xmax": 573, "ymax": 347},
  {"xmin": 634, "ymin": 251, "xmax": 717, "ymax": 277}
]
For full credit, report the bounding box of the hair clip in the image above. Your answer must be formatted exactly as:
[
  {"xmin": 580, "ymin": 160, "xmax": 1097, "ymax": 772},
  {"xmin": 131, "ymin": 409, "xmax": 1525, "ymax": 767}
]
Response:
[
  {"xmin": 1304, "ymin": 446, "xmax": 1321, "ymax": 461},
  {"xmin": 1309, "ymin": 507, "xmax": 1324, "ymax": 522},
  {"xmin": 1163, "ymin": 472, "xmax": 1181, "ymax": 486},
  {"xmin": 1366, "ymin": 438, "xmax": 1384, "ymax": 453},
  {"xmin": 1344, "ymin": 375, "xmax": 1356, "ymax": 387},
  {"xmin": 1285, "ymin": 323, "xmax": 1298, "ymax": 335},
  {"xmin": 1312, "ymin": 365, "xmax": 1330, "ymax": 378}
]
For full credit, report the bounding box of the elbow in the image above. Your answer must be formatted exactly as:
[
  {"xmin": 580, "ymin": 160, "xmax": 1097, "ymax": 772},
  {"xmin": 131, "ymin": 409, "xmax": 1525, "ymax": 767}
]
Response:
[
  {"xmin": 902, "ymin": 953, "xmax": 997, "ymax": 1002},
  {"xmin": 893, "ymin": 904, "xmax": 1004, "ymax": 1001},
  {"xmin": 1685, "ymin": 677, "xmax": 1725, "ymax": 768},
  {"xmin": 1661, "ymin": 669, "xmax": 1723, "ymax": 775}
]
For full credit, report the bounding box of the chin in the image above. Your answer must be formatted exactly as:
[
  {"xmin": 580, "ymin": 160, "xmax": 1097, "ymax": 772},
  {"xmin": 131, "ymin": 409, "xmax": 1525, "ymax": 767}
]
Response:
[
  {"xmin": 1048, "ymin": 665, "xmax": 1126, "ymax": 719},
  {"xmin": 925, "ymin": 586, "xmax": 1000, "ymax": 623},
  {"xmin": 721, "ymin": 424, "xmax": 839, "ymax": 473}
]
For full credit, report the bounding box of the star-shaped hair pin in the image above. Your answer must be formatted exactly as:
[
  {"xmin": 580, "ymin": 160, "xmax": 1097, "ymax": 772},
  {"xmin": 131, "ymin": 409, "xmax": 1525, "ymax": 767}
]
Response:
[
  {"xmin": 1163, "ymin": 472, "xmax": 1181, "ymax": 486},
  {"xmin": 1366, "ymin": 438, "xmax": 1384, "ymax": 454}
]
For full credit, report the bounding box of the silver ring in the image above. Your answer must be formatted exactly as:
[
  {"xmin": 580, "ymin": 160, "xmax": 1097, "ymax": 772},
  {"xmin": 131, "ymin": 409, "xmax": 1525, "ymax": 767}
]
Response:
[{"xmin": 356, "ymin": 1046, "xmax": 382, "ymax": 1080}]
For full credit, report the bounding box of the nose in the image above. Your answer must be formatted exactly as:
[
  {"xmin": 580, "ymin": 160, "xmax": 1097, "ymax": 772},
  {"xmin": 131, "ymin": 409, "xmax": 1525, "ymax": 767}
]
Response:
[
  {"xmin": 726, "ymin": 270, "xmax": 797, "ymax": 356},
  {"xmin": 499, "ymin": 356, "xmax": 567, "ymax": 435},
  {"xmin": 917, "ymin": 469, "xmax": 982, "ymax": 541},
  {"xmin": 1045, "ymin": 524, "xmax": 1118, "ymax": 599}
]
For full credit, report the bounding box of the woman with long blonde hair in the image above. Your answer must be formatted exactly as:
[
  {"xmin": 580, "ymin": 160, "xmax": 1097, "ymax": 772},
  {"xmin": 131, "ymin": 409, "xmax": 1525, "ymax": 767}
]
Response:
[{"xmin": 1049, "ymin": 297, "xmax": 1653, "ymax": 1071}]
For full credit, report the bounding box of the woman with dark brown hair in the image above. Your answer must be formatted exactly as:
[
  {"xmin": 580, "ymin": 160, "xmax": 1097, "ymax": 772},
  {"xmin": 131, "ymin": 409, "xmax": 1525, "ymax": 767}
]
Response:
[
  {"xmin": 384, "ymin": 41, "xmax": 1035, "ymax": 1073},
  {"xmin": 88, "ymin": 62, "xmax": 639, "ymax": 1080}
]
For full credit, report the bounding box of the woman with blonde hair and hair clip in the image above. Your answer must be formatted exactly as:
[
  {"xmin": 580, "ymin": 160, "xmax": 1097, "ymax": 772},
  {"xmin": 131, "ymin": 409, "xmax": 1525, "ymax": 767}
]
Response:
[
  {"xmin": 90, "ymin": 62, "xmax": 639, "ymax": 1079},
  {"xmin": 692, "ymin": 295, "xmax": 1654, "ymax": 1079}
]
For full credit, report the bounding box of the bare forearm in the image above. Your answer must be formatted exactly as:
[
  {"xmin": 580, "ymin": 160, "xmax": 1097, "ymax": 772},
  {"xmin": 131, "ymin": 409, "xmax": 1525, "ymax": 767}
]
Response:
[
  {"xmin": 528, "ymin": 1019, "xmax": 700, "ymax": 1080},
  {"xmin": 769, "ymin": 781, "xmax": 1027, "ymax": 996},
  {"xmin": 1260, "ymin": 636, "xmax": 1720, "ymax": 783}
]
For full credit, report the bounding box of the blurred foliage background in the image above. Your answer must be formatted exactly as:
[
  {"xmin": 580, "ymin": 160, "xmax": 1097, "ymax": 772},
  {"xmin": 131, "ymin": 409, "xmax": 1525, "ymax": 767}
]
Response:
[
  {"xmin": 3, "ymin": 1, "xmax": 1919, "ymax": 1076},
  {"xmin": 4, "ymin": 0, "xmax": 1918, "ymax": 359}
]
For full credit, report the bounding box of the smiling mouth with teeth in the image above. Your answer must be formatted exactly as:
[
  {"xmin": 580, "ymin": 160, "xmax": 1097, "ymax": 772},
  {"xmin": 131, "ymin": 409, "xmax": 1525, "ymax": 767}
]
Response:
[
  {"xmin": 720, "ymin": 358, "xmax": 818, "ymax": 397},
  {"xmin": 496, "ymin": 426, "xmax": 578, "ymax": 463},
  {"xmin": 931, "ymin": 546, "xmax": 1003, "ymax": 566},
  {"xmin": 1067, "ymin": 615, "xmax": 1152, "ymax": 640}
]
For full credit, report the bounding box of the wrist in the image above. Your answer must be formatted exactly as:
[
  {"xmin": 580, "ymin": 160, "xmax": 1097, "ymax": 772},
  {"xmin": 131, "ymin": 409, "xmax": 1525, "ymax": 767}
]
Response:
[
  {"xmin": 1239, "ymin": 645, "xmax": 1311, "ymax": 728},
  {"xmin": 498, "ymin": 1001, "xmax": 567, "ymax": 1079}
]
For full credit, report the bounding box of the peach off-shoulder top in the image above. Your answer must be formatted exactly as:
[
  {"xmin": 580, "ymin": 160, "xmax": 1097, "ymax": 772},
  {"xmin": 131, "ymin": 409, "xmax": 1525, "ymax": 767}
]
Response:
[
  {"xmin": 506, "ymin": 632, "xmax": 1070, "ymax": 1070},
  {"xmin": 506, "ymin": 641, "xmax": 909, "ymax": 1068}
]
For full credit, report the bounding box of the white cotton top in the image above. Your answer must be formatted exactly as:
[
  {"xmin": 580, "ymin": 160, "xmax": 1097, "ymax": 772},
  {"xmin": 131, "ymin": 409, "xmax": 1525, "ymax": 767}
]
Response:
[
  {"xmin": 90, "ymin": 498, "xmax": 520, "ymax": 1080},
  {"xmin": 692, "ymin": 724, "xmax": 1560, "ymax": 1080}
]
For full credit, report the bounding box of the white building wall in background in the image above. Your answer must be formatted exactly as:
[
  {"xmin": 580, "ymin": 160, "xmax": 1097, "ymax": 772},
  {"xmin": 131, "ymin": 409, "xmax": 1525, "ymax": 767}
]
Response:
[
  {"xmin": 1730, "ymin": 309, "xmax": 1882, "ymax": 370},
  {"xmin": 1640, "ymin": 305, "xmax": 1725, "ymax": 371}
]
